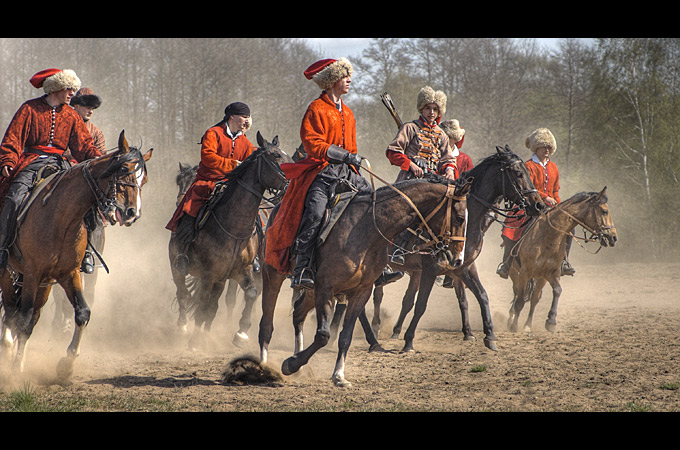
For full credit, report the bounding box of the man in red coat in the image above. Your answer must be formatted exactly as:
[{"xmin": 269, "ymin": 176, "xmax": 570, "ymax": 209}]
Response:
[
  {"xmin": 496, "ymin": 127, "xmax": 575, "ymax": 278},
  {"xmin": 266, "ymin": 58, "xmax": 403, "ymax": 290},
  {"xmin": 166, "ymin": 102, "xmax": 256, "ymax": 275},
  {"xmin": 0, "ymin": 68, "xmax": 102, "ymax": 272}
]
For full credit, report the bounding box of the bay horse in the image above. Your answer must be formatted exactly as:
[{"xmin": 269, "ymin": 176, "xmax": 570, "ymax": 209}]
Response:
[
  {"xmin": 259, "ymin": 173, "xmax": 472, "ymax": 387},
  {"xmin": 168, "ymin": 132, "xmax": 291, "ymax": 350},
  {"xmin": 507, "ymin": 187, "xmax": 617, "ymax": 333},
  {"xmin": 369, "ymin": 145, "xmax": 546, "ymax": 352},
  {"xmin": 0, "ymin": 130, "xmax": 151, "ymax": 379}
]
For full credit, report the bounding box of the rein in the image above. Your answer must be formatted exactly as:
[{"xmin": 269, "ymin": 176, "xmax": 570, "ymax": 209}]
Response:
[{"xmin": 360, "ymin": 159, "xmax": 466, "ymax": 258}]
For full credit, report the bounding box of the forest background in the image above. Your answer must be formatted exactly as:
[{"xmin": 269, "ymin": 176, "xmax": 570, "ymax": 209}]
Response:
[{"xmin": 0, "ymin": 37, "xmax": 678, "ymax": 262}]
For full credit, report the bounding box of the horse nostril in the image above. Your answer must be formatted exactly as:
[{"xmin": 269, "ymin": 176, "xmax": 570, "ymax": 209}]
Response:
[{"xmin": 125, "ymin": 208, "xmax": 137, "ymax": 219}]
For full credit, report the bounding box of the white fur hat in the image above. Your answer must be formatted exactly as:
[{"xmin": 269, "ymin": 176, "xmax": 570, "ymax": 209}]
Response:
[
  {"xmin": 417, "ymin": 86, "xmax": 447, "ymax": 118},
  {"xmin": 526, "ymin": 128, "xmax": 557, "ymax": 155},
  {"xmin": 30, "ymin": 68, "xmax": 81, "ymax": 94},
  {"xmin": 440, "ymin": 119, "xmax": 465, "ymax": 143},
  {"xmin": 304, "ymin": 57, "xmax": 354, "ymax": 90}
]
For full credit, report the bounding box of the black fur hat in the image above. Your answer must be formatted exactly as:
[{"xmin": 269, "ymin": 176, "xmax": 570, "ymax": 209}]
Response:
[{"xmin": 70, "ymin": 87, "xmax": 102, "ymax": 109}]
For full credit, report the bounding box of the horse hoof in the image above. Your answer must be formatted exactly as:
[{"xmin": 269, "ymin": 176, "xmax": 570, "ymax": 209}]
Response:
[
  {"xmin": 232, "ymin": 332, "xmax": 249, "ymax": 348},
  {"xmin": 332, "ymin": 376, "xmax": 352, "ymax": 388},
  {"xmin": 389, "ymin": 332, "xmax": 400, "ymax": 340},
  {"xmin": 368, "ymin": 344, "xmax": 386, "ymax": 353},
  {"xmin": 56, "ymin": 357, "xmax": 74, "ymax": 381},
  {"xmin": 483, "ymin": 338, "xmax": 498, "ymax": 351},
  {"xmin": 463, "ymin": 334, "xmax": 476, "ymax": 342},
  {"xmin": 545, "ymin": 321, "xmax": 556, "ymax": 332},
  {"xmin": 399, "ymin": 344, "xmax": 415, "ymax": 354},
  {"xmin": 281, "ymin": 357, "xmax": 299, "ymax": 376}
]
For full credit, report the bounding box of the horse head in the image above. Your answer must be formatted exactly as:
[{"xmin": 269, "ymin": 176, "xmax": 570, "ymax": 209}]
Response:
[
  {"xmin": 254, "ymin": 131, "xmax": 292, "ymax": 194},
  {"xmin": 495, "ymin": 145, "xmax": 546, "ymax": 216},
  {"xmin": 176, "ymin": 162, "xmax": 198, "ymax": 206},
  {"xmin": 97, "ymin": 130, "xmax": 153, "ymax": 226},
  {"xmin": 586, "ymin": 186, "xmax": 618, "ymax": 247}
]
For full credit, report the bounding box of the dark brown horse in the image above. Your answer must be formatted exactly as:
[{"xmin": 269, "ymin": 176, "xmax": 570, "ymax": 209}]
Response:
[
  {"xmin": 171, "ymin": 159, "xmax": 275, "ymax": 346},
  {"xmin": 507, "ymin": 188, "xmax": 617, "ymax": 333},
  {"xmin": 259, "ymin": 173, "xmax": 471, "ymax": 387},
  {"xmin": 369, "ymin": 145, "xmax": 546, "ymax": 352},
  {"xmin": 0, "ymin": 131, "xmax": 151, "ymax": 379},
  {"xmin": 168, "ymin": 132, "xmax": 291, "ymax": 350}
]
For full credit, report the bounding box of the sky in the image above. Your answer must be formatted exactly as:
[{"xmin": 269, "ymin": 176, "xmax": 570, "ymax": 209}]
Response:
[{"xmin": 303, "ymin": 38, "xmax": 566, "ymax": 59}]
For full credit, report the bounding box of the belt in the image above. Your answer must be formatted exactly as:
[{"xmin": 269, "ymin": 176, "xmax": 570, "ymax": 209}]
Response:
[{"xmin": 25, "ymin": 146, "xmax": 66, "ymax": 156}]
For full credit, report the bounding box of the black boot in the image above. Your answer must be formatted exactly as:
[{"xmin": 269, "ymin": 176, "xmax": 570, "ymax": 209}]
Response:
[
  {"xmin": 0, "ymin": 246, "xmax": 8, "ymax": 273},
  {"xmin": 374, "ymin": 266, "xmax": 404, "ymax": 287},
  {"xmin": 442, "ymin": 275, "xmax": 455, "ymax": 288},
  {"xmin": 497, "ymin": 235, "xmax": 515, "ymax": 279},
  {"xmin": 81, "ymin": 250, "xmax": 95, "ymax": 274},
  {"xmin": 291, "ymin": 253, "xmax": 314, "ymax": 291}
]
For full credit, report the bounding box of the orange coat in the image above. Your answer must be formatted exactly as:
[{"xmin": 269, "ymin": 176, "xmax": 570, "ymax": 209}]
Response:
[
  {"xmin": 264, "ymin": 93, "xmax": 359, "ymax": 273},
  {"xmin": 502, "ymin": 157, "xmax": 560, "ymax": 241},
  {"xmin": 166, "ymin": 124, "xmax": 255, "ymax": 231}
]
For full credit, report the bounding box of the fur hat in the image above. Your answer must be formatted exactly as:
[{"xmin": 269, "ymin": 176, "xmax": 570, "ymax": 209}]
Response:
[
  {"xmin": 304, "ymin": 58, "xmax": 353, "ymax": 90},
  {"xmin": 526, "ymin": 128, "xmax": 556, "ymax": 155},
  {"xmin": 440, "ymin": 119, "xmax": 465, "ymax": 144},
  {"xmin": 30, "ymin": 68, "xmax": 81, "ymax": 94},
  {"xmin": 417, "ymin": 86, "xmax": 447, "ymax": 118},
  {"xmin": 70, "ymin": 87, "xmax": 102, "ymax": 109}
]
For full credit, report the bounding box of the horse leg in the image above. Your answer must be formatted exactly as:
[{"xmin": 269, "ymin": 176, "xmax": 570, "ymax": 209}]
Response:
[
  {"xmin": 258, "ymin": 264, "xmax": 288, "ymax": 363},
  {"xmin": 329, "ymin": 296, "xmax": 346, "ymax": 344},
  {"xmin": 508, "ymin": 276, "xmax": 528, "ymax": 333},
  {"xmin": 545, "ymin": 277, "xmax": 562, "ymax": 332},
  {"xmin": 371, "ymin": 285, "xmax": 384, "ymax": 336},
  {"xmin": 390, "ymin": 271, "xmax": 421, "ymax": 339},
  {"xmin": 281, "ymin": 286, "xmax": 335, "ymax": 377},
  {"xmin": 188, "ymin": 279, "xmax": 225, "ymax": 350},
  {"xmin": 233, "ymin": 271, "xmax": 260, "ymax": 348},
  {"xmin": 50, "ymin": 287, "xmax": 73, "ymax": 338},
  {"xmin": 524, "ymin": 278, "xmax": 546, "ymax": 332},
  {"xmin": 451, "ymin": 274, "xmax": 475, "ymax": 341},
  {"xmin": 56, "ymin": 270, "xmax": 91, "ymax": 380},
  {"xmin": 457, "ymin": 263, "xmax": 497, "ymax": 350},
  {"xmin": 291, "ymin": 289, "xmax": 314, "ymax": 355},
  {"xmin": 401, "ymin": 265, "xmax": 438, "ymax": 353},
  {"xmin": 224, "ymin": 281, "xmax": 239, "ymax": 324},
  {"xmin": 332, "ymin": 288, "xmax": 374, "ymax": 387},
  {"xmin": 171, "ymin": 264, "xmax": 192, "ymax": 334}
]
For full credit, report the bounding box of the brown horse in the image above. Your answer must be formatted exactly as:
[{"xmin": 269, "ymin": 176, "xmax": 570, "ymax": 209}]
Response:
[
  {"xmin": 0, "ymin": 131, "xmax": 151, "ymax": 379},
  {"xmin": 259, "ymin": 173, "xmax": 471, "ymax": 387},
  {"xmin": 168, "ymin": 132, "xmax": 291, "ymax": 350},
  {"xmin": 507, "ymin": 187, "xmax": 617, "ymax": 333},
  {"xmin": 368, "ymin": 145, "xmax": 546, "ymax": 352}
]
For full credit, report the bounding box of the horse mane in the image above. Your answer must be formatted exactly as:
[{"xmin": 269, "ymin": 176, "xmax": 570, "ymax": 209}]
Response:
[
  {"xmin": 461, "ymin": 149, "xmax": 521, "ymax": 191},
  {"xmin": 554, "ymin": 191, "xmax": 608, "ymax": 210},
  {"xmin": 210, "ymin": 147, "xmax": 264, "ymax": 207},
  {"xmin": 99, "ymin": 145, "xmax": 147, "ymax": 178}
]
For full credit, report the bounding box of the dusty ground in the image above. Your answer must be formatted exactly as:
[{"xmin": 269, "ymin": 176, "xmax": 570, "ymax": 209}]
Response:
[{"xmin": 2, "ymin": 220, "xmax": 678, "ymax": 412}]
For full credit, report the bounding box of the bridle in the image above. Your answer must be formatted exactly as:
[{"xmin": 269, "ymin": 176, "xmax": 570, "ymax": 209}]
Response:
[{"xmin": 361, "ymin": 160, "xmax": 467, "ymax": 259}]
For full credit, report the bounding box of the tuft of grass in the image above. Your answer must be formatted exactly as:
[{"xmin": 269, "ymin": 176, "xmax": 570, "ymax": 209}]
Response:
[
  {"xmin": 660, "ymin": 382, "xmax": 680, "ymax": 391},
  {"xmin": 469, "ymin": 365, "xmax": 487, "ymax": 373}
]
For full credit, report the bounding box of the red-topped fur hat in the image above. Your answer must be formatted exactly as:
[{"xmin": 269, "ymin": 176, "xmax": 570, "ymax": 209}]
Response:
[
  {"xmin": 304, "ymin": 57, "xmax": 353, "ymax": 90},
  {"xmin": 30, "ymin": 68, "xmax": 81, "ymax": 94}
]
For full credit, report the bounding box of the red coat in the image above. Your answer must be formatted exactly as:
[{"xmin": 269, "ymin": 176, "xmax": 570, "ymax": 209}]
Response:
[
  {"xmin": 457, "ymin": 151, "xmax": 474, "ymax": 174},
  {"xmin": 166, "ymin": 124, "xmax": 255, "ymax": 232},
  {"xmin": 264, "ymin": 93, "xmax": 359, "ymax": 273},
  {"xmin": 502, "ymin": 157, "xmax": 560, "ymax": 241},
  {"xmin": 0, "ymin": 97, "xmax": 101, "ymax": 205}
]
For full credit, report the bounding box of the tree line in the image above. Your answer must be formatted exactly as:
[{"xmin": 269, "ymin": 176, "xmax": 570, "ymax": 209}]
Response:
[{"xmin": 0, "ymin": 37, "xmax": 677, "ymax": 261}]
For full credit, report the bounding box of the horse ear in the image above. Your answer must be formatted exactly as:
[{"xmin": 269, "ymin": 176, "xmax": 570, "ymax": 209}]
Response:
[
  {"xmin": 272, "ymin": 135, "xmax": 279, "ymax": 147},
  {"xmin": 256, "ymin": 131, "xmax": 265, "ymax": 148},
  {"xmin": 596, "ymin": 186, "xmax": 607, "ymax": 201},
  {"xmin": 118, "ymin": 130, "xmax": 129, "ymax": 153},
  {"xmin": 143, "ymin": 149, "xmax": 153, "ymax": 162}
]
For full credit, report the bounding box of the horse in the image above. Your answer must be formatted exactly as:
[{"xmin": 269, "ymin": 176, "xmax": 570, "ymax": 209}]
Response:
[
  {"xmin": 0, "ymin": 131, "xmax": 151, "ymax": 379},
  {"xmin": 369, "ymin": 145, "xmax": 546, "ymax": 352},
  {"xmin": 168, "ymin": 132, "xmax": 291, "ymax": 350},
  {"xmin": 506, "ymin": 187, "xmax": 617, "ymax": 333},
  {"xmin": 171, "ymin": 159, "xmax": 275, "ymax": 345},
  {"xmin": 259, "ymin": 173, "xmax": 472, "ymax": 387}
]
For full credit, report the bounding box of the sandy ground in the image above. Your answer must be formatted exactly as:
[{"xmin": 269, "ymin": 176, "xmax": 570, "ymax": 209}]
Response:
[{"xmin": 2, "ymin": 218, "xmax": 678, "ymax": 412}]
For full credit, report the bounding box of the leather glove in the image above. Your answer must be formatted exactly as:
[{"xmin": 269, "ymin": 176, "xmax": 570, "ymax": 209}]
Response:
[{"xmin": 326, "ymin": 144, "xmax": 363, "ymax": 169}]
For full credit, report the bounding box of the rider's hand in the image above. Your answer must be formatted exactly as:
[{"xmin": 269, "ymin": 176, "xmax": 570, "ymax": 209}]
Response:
[
  {"xmin": 545, "ymin": 196, "xmax": 557, "ymax": 207},
  {"xmin": 444, "ymin": 167, "xmax": 456, "ymax": 181},
  {"xmin": 1, "ymin": 166, "xmax": 12, "ymax": 178},
  {"xmin": 344, "ymin": 152, "xmax": 363, "ymax": 169},
  {"xmin": 409, "ymin": 161, "xmax": 424, "ymax": 178}
]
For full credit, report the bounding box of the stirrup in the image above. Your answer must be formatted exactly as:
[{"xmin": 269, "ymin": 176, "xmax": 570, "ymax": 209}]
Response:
[
  {"xmin": 81, "ymin": 251, "xmax": 95, "ymax": 274},
  {"xmin": 390, "ymin": 248, "xmax": 405, "ymax": 265},
  {"xmin": 291, "ymin": 267, "xmax": 314, "ymax": 291},
  {"xmin": 496, "ymin": 262, "xmax": 509, "ymax": 279}
]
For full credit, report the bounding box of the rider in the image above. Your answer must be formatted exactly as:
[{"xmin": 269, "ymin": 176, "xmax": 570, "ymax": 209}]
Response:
[
  {"xmin": 439, "ymin": 118, "xmax": 473, "ymax": 288},
  {"xmin": 265, "ymin": 57, "xmax": 402, "ymax": 290},
  {"xmin": 0, "ymin": 68, "xmax": 102, "ymax": 273},
  {"xmin": 166, "ymin": 101, "xmax": 257, "ymax": 275},
  {"xmin": 69, "ymin": 87, "xmax": 106, "ymax": 274},
  {"xmin": 385, "ymin": 86, "xmax": 458, "ymax": 265},
  {"xmin": 496, "ymin": 127, "xmax": 575, "ymax": 279}
]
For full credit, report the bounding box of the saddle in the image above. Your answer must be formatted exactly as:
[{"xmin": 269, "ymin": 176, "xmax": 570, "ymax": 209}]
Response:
[{"xmin": 316, "ymin": 178, "xmax": 359, "ymax": 246}]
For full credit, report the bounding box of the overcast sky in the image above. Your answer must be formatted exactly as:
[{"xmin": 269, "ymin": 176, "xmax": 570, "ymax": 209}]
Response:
[{"xmin": 303, "ymin": 38, "xmax": 566, "ymax": 59}]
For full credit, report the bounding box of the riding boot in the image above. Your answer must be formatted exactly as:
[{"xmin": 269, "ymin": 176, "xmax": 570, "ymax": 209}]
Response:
[
  {"xmin": 442, "ymin": 275, "xmax": 455, "ymax": 288},
  {"xmin": 561, "ymin": 235, "xmax": 575, "ymax": 276},
  {"xmin": 81, "ymin": 250, "xmax": 95, "ymax": 274},
  {"xmin": 291, "ymin": 252, "xmax": 315, "ymax": 291},
  {"xmin": 0, "ymin": 234, "xmax": 9, "ymax": 273},
  {"xmin": 374, "ymin": 266, "xmax": 404, "ymax": 287},
  {"xmin": 0, "ymin": 198, "xmax": 19, "ymax": 273},
  {"xmin": 496, "ymin": 236, "xmax": 515, "ymax": 279}
]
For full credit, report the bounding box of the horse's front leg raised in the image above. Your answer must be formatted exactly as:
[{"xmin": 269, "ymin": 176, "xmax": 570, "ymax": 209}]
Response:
[{"xmin": 281, "ymin": 286, "xmax": 335, "ymax": 377}]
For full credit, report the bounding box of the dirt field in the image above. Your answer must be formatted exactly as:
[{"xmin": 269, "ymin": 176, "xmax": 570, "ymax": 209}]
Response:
[{"xmin": 2, "ymin": 217, "xmax": 679, "ymax": 412}]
